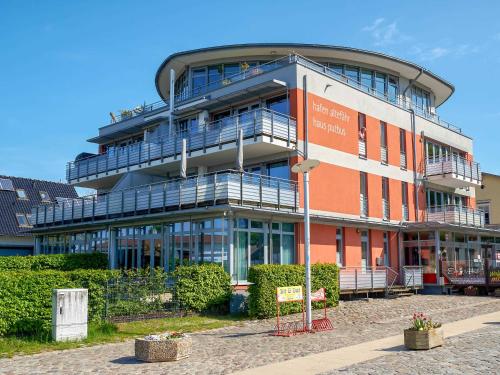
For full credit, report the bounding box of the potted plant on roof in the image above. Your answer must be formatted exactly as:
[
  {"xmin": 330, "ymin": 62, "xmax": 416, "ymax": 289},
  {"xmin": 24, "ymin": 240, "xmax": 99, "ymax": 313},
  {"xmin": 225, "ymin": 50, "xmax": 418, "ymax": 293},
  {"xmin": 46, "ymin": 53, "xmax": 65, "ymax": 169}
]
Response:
[
  {"xmin": 404, "ymin": 312, "xmax": 443, "ymax": 350},
  {"xmin": 135, "ymin": 332, "xmax": 192, "ymax": 362}
]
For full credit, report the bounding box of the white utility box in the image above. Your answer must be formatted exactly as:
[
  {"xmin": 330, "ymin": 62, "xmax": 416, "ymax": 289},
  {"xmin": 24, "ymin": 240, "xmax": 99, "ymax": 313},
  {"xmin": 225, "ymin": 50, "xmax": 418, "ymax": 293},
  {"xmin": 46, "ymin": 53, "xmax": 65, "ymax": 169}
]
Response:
[{"xmin": 52, "ymin": 289, "xmax": 88, "ymax": 342}]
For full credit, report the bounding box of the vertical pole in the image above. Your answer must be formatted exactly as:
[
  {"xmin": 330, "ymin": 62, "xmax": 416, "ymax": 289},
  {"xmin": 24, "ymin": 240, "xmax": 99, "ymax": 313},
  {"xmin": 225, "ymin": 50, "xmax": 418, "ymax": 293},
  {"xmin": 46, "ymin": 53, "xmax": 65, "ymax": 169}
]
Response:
[
  {"xmin": 169, "ymin": 69, "xmax": 175, "ymax": 136},
  {"xmin": 303, "ymin": 74, "xmax": 312, "ymax": 332}
]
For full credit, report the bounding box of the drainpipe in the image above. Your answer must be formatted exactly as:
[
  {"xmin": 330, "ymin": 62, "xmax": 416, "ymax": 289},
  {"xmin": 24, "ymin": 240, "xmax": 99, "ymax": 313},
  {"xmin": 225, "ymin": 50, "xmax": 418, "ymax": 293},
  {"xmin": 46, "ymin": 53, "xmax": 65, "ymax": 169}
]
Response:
[
  {"xmin": 402, "ymin": 68, "xmax": 424, "ymax": 106},
  {"xmin": 410, "ymin": 109, "xmax": 419, "ymax": 221}
]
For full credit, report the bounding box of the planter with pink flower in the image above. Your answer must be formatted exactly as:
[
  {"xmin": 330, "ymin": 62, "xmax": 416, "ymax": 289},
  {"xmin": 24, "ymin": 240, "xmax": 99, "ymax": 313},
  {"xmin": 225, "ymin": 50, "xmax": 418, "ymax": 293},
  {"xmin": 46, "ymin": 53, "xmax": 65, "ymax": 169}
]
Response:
[{"xmin": 404, "ymin": 312, "xmax": 443, "ymax": 350}]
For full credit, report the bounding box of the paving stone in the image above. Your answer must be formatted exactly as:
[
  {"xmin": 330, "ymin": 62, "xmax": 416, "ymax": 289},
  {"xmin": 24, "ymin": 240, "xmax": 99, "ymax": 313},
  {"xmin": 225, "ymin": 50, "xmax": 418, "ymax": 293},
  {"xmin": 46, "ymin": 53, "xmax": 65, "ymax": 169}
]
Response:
[{"xmin": 0, "ymin": 295, "xmax": 499, "ymax": 375}]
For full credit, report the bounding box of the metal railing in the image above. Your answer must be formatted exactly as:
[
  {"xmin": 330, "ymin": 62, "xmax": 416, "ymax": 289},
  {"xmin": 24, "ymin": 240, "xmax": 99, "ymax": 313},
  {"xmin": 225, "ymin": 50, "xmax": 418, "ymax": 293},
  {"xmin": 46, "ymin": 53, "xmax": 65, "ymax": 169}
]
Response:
[
  {"xmin": 339, "ymin": 266, "xmax": 400, "ymax": 292},
  {"xmin": 293, "ymin": 55, "xmax": 463, "ymax": 134},
  {"xmin": 34, "ymin": 171, "xmax": 298, "ymax": 227},
  {"xmin": 380, "ymin": 146, "xmax": 388, "ymax": 164},
  {"xmin": 174, "ymin": 56, "xmax": 293, "ymax": 103},
  {"xmin": 400, "ymin": 152, "xmax": 407, "ymax": 169},
  {"xmin": 101, "ymin": 54, "xmax": 463, "ymax": 137},
  {"xmin": 425, "ymin": 205, "xmax": 485, "ymax": 227},
  {"xmin": 108, "ymin": 100, "xmax": 169, "ymax": 125},
  {"xmin": 402, "ymin": 266, "xmax": 423, "ymax": 289},
  {"xmin": 382, "ymin": 199, "xmax": 390, "ymax": 221},
  {"xmin": 425, "ymin": 155, "xmax": 481, "ymax": 183},
  {"xmin": 442, "ymin": 260, "xmax": 500, "ymax": 287},
  {"xmin": 67, "ymin": 109, "xmax": 296, "ymax": 182},
  {"xmin": 360, "ymin": 196, "xmax": 368, "ymax": 217}
]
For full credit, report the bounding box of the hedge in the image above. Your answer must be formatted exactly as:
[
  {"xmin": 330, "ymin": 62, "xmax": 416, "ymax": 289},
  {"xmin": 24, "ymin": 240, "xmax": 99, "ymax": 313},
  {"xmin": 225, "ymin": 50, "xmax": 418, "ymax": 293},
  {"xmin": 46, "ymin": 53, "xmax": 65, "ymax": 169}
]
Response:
[
  {"xmin": 0, "ymin": 253, "xmax": 108, "ymax": 271},
  {"xmin": 248, "ymin": 263, "xmax": 340, "ymax": 318},
  {"xmin": 173, "ymin": 264, "xmax": 232, "ymax": 312},
  {"xmin": 0, "ymin": 269, "xmax": 121, "ymax": 337}
]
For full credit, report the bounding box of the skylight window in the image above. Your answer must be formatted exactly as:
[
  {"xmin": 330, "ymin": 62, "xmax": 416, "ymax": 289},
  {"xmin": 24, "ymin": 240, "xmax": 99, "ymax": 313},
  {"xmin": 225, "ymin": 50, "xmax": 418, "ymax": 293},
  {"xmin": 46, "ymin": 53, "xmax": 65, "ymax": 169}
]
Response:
[
  {"xmin": 16, "ymin": 213, "xmax": 32, "ymax": 227},
  {"xmin": 0, "ymin": 178, "xmax": 14, "ymax": 191},
  {"xmin": 39, "ymin": 191, "xmax": 50, "ymax": 202},
  {"xmin": 16, "ymin": 189, "xmax": 28, "ymax": 200}
]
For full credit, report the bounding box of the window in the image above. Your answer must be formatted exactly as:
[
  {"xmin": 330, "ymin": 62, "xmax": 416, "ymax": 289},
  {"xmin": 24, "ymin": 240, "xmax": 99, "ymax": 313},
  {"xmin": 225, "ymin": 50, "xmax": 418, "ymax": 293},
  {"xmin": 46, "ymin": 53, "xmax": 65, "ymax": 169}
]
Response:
[
  {"xmin": 336, "ymin": 228, "xmax": 344, "ymax": 266},
  {"xmin": 191, "ymin": 68, "xmax": 207, "ymax": 96},
  {"xmin": 16, "ymin": 213, "xmax": 31, "ymax": 227},
  {"xmin": 266, "ymin": 95, "xmax": 289, "ymax": 115},
  {"xmin": 358, "ymin": 113, "xmax": 367, "ymax": 158},
  {"xmin": 361, "ymin": 69, "xmax": 373, "ymax": 92},
  {"xmin": 383, "ymin": 232, "xmax": 389, "ymax": 266},
  {"xmin": 345, "ymin": 66, "xmax": 359, "ymax": 84},
  {"xmin": 39, "ymin": 191, "xmax": 50, "ymax": 202},
  {"xmin": 380, "ymin": 121, "xmax": 388, "ymax": 164},
  {"xmin": 402, "ymin": 182, "xmax": 409, "ymax": 221},
  {"xmin": 382, "ymin": 177, "xmax": 390, "ymax": 220},
  {"xmin": 399, "ymin": 129, "xmax": 407, "ymax": 169},
  {"xmin": 0, "ymin": 178, "xmax": 14, "ymax": 191},
  {"xmin": 478, "ymin": 202, "xmax": 490, "ymax": 225},
  {"xmin": 411, "ymin": 86, "xmax": 431, "ymax": 113},
  {"xmin": 16, "ymin": 189, "xmax": 28, "ymax": 200},
  {"xmin": 361, "ymin": 230, "xmax": 370, "ymax": 270},
  {"xmin": 388, "ymin": 76, "xmax": 398, "ymax": 103},
  {"xmin": 360, "ymin": 172, "xmax": 368, "ymax": 217}
]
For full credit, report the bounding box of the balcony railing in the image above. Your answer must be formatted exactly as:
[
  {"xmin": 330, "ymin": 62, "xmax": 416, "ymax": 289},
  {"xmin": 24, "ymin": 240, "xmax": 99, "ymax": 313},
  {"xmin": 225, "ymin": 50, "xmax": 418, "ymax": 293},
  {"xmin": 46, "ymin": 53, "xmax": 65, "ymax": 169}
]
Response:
[
  {"xmin": 402, "ymin": 266, "xmax": 424, "ymax": 288},
  {"xmin": 360, "ymin": 195, "xmax": 368, "ymax": 217},
  {"xmin": 425, "ymin": 205, "xmax": 485, "ymax": 227},
  {"xmin": 109, "ymin": 100, "xmax": 169, "ymax": 125},
  {"xmin": 339, "ymin": 266, "xmax": 401, "ymax": 292},
  {"xmin": 34, "ymin": 171, "xmax": 298, "ymax": 227},
  {"xmin": 425, "ymin": 155, "xmax": 481, "ymax": 183},
  {"xmin": 174, "ymin": 56, "xmax": 294, "ymax": 103},
  {"xmin": 67, "ymin": 109, "xmax": 296, "ymax": 182},
  {"xmin": 103, "ymin": 54, "xmax": 463, "ymax": 137},
  {"xmin": 294, "ymin": 55, "xmax": 463, "ymax": 134}
]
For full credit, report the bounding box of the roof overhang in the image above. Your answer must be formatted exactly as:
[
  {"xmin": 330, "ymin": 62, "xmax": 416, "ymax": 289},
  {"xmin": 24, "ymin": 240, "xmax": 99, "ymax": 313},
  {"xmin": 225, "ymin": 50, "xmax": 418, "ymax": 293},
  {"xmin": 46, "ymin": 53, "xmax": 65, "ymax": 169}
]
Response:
[{"xmin": 155, "ymin": 43, "xmax": 455, "ymax": 107}]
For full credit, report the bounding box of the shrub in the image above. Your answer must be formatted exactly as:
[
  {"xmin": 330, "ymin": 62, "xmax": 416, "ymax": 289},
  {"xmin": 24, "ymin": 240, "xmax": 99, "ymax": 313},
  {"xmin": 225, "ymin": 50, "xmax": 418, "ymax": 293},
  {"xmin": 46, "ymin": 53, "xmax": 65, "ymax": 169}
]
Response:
[
  {"xmin": 247, "ymin": 263, "xmax": 339, "ymax": 319},
  {"xmin": 0, "ymin": 253, "xmax": 108, "ymax": 271},
  {"xmin": 173, "ymin": 264, "xmax": 232, "ymax": 312},
  {"xmin": 0, "ymin": 269, "xmax": 118, "ymax": 337}
]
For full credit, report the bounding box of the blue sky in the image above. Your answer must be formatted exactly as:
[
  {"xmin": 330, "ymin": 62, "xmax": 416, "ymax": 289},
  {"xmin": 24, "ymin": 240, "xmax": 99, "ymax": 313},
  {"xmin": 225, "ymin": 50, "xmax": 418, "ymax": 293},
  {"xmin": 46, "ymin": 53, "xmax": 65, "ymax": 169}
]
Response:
[{"xmin": 1, "ymin": 0, "xmax": 500, "ymax": 187}]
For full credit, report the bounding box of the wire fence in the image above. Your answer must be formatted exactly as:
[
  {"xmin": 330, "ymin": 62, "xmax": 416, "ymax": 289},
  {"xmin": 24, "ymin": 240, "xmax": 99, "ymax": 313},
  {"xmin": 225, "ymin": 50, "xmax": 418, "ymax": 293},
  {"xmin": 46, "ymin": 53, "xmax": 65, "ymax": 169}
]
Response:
[{"xmin": 104, "ymin": 273, "xmax": 186, "ymax": 323}]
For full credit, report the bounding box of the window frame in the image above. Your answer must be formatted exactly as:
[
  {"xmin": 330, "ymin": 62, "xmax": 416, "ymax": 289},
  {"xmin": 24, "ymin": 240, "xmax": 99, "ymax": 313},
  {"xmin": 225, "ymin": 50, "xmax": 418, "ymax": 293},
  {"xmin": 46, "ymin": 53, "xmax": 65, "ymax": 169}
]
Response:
[
  {"xmin": 16, "ymin": 189, "xmax": 28, "ymax": 200},
  {"xmin": 39, "ymin": 191, "xmax": 51, "ymax": 202}
]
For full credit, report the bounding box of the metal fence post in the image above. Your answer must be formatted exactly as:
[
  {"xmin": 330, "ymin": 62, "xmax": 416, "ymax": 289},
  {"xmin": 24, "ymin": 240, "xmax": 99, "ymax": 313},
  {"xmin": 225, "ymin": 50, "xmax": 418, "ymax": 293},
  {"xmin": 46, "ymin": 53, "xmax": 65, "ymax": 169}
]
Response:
[
  {"xmin": 355, "ymin": 268, "xmax": 358, "ymax": 291},
  {"xmin": 270, "ymin": 110, "xmax": 274, "ymax": 142}
]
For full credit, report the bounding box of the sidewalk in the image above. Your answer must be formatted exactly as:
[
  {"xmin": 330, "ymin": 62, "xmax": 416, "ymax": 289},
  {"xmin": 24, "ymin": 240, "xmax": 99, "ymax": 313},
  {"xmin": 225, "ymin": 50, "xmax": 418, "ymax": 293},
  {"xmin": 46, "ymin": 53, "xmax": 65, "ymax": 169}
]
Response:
[{"xmin": 232, "ymin": 310, "xmax": 500, "ymax": 375}]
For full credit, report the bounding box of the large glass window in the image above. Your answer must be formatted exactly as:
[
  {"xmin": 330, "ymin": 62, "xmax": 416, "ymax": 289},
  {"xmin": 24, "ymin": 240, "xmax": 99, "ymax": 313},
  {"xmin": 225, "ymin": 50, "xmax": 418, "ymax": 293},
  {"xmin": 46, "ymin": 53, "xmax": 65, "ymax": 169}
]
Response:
[
  {"xmin": 361, "ymin": 69, "xmax": 373, "ymax": 92},
  {"xmin": 345, "ymin": 66, "xmax": 359, "ymax": 84},
  {"xmin": 267, "ymin": 160, "xmax": 289, "ymax": 181},
  {"xmin": 388, "ymin": 76, "xmax": 398, "ymax": 103},
  {"xmin": 266, "ymin": 95, "xmax": 289, "ymax": 115},
  {"xmin": 191, "ymin": 68, "xmax": 207, "ymax": 96}
]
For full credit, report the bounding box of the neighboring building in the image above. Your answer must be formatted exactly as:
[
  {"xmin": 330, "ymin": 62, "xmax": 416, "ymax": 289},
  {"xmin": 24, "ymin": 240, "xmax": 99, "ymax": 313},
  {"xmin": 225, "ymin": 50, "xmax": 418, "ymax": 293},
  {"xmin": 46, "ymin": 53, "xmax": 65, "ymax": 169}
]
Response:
[
  {"xmin": 0, "ymin": 176, "xmax": 78, "ymax": 256},
  {"xmin": 30, "ymin": 44, "xmax": 500, "ymax": 289},
  {"xmin": 476, "ymin": 172, "xmax": 500, "ymax": 228}
]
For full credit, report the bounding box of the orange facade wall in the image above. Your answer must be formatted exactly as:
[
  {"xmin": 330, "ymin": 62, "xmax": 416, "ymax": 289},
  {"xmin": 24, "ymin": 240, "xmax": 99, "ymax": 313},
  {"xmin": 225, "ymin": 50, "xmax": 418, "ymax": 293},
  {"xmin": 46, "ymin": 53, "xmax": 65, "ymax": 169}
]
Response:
[
  {"xmin": 290, "ymin": 89, "xmax": 419, "ymax": 172},
  {"xmin": 296, "ymin": 223, "xmax": 337, "ymax": 264}
]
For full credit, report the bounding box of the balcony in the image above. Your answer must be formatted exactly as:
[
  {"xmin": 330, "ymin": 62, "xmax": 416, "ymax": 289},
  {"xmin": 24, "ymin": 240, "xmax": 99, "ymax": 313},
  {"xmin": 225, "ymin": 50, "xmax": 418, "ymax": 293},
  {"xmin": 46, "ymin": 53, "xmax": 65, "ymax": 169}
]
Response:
[
  {"xmin": 33, "ymin": 171, "xmax": 298, "ymax": 227},
  {"xmin": 67, "ymin": 109, "xmax": 296, "ymax": 184},
  {"xmin": 425, "ymin": 156, "xmax": 481, "ymax": 188},
  {"xmin": 425, "ymin": 205, "xmax": 485, "ymax": 227}
]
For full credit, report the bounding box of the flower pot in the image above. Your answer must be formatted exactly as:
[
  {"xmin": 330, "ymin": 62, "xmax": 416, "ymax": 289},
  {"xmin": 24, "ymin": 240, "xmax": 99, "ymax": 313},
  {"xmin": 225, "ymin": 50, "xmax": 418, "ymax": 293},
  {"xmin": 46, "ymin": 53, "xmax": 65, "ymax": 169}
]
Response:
[
  {"xmin": 404, "ymin": 327, "xmax": 444, "ymax": 350},
  {"xmin": 135, "ymin": 336, "xmax": 192, "ymax": 362}
]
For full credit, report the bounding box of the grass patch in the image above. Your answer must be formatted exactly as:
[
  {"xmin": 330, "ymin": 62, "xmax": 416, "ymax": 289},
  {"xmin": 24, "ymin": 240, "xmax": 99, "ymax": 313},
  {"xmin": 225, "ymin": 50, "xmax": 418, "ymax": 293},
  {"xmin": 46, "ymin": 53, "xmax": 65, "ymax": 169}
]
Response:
[{"xmin": 0, "ymin": 315, "xmax": 244, "ymax": 358}]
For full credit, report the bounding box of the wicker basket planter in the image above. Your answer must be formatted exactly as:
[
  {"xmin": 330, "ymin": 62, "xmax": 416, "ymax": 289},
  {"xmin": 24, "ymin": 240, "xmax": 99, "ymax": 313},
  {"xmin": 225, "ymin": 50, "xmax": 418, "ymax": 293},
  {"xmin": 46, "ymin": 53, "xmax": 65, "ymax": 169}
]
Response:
[
  {"xmin": 404, "ymin": 327, "xmax": 444, "ymax": 350},
  {"xmin": 135, "ymin": 335, "xmax": 192, "ymax": 362}
]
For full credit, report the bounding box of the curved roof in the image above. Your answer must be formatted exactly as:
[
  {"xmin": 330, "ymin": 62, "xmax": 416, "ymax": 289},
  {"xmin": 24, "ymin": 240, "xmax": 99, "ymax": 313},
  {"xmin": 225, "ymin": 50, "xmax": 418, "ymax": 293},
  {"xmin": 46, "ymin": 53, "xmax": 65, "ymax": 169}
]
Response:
[{"xmin": 155, "ymin": 43, "xmax": 455, "ymax": 107}]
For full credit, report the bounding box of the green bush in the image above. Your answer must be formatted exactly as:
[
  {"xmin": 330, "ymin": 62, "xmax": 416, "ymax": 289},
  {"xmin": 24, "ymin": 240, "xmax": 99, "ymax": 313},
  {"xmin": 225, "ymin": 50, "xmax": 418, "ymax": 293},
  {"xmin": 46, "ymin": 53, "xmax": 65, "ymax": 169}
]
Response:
[
  {"xmin": 0, "ymin": 253, "xmax": 108, "ymax": 271},
  {"xmin": 173, "ymin": 264, "xmax": 231, "ymax": 312},
  {"xmin": 248, "ymin": 263, "xmax": 339, "ymax": 319},
  {"xmin": 0, "ymin": 269, "xmax": 118, "ymax": 337}
]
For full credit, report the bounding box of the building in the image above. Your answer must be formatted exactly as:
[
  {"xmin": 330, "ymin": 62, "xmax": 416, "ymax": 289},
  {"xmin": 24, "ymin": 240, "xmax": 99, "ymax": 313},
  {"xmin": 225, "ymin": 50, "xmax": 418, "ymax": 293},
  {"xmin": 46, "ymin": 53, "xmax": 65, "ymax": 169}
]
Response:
[
  {"xmin": 0, "ymin": 175, "xmax": 78, "ymax": 256},
  {"xmin": 31, "ymin": 43, "xmax": 500, "ymax": 290},
  {"xmin": 476, "ymin": 172, "xmax": 500, "ymax": 228}
]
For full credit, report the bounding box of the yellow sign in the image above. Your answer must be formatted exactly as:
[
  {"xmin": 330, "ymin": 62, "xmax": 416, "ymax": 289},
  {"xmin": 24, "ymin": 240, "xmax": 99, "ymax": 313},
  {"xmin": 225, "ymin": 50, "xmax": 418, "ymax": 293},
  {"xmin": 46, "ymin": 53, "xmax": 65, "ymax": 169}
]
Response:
[{"xmin": 277, "ymin": 286, "xmax": 303, "ymax": 302}]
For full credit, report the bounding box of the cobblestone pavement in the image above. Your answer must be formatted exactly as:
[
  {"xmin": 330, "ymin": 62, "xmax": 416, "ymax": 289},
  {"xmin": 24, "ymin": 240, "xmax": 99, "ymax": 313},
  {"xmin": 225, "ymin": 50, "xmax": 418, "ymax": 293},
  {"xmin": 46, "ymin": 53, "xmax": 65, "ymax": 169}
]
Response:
[
  {"xmin": 323, "ymin": 324, "xmax": 500, "ymax": 375},
  {"xmin": 0, "ymin": 295, "xmax": 499, "ymax": 375}
]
